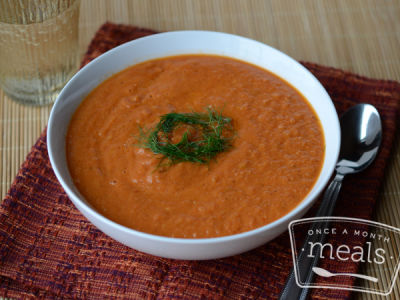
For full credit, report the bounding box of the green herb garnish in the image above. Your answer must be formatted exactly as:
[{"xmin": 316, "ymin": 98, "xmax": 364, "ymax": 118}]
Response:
[{"xmin": 138, "ymin": 107, "xmax": 234, "ymax": 166}]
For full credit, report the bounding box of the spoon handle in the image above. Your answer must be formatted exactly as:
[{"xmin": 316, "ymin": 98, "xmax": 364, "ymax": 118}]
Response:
[{"xmin": 278, "ymin": 173, "xmax": 343, "ymax": 300}]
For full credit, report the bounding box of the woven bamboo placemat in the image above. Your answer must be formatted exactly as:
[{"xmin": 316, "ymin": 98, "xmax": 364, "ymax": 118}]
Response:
[{"xmin": 1, "ymin": 1, "xmax": 399, "ymax": 299}]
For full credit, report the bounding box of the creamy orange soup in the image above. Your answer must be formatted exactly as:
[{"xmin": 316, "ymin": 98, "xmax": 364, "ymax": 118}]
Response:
[{"xmin": 67, "ymin": 55, "xmax": 324, "ymax": 238}]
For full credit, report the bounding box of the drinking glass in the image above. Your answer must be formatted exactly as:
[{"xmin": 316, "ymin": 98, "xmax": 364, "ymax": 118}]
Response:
[{"xmin": 0, "ymin": 0, "xmax": 80, "ymax": 106}]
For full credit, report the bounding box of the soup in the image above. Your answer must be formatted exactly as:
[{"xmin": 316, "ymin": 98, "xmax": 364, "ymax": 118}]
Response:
[{"xmin": 66, "ymin": 55, "xmax": 324, "ymax": 238}]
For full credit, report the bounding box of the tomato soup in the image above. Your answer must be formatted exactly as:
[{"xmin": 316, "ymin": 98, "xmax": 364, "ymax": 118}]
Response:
[{"xmin": 67, "ymin": 55, "xmax": 324, "ymax": 238}]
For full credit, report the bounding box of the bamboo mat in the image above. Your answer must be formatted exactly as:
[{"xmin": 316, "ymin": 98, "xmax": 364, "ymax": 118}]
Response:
[{"xmin": 0, "ymin": 0, "xmax": 399, "ymax": 299}]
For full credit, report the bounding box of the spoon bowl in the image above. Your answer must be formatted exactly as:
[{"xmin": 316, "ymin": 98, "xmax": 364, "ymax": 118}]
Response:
[{"xmin": 336, "ymin": 104, "xmax": 382, "ymax": 175}]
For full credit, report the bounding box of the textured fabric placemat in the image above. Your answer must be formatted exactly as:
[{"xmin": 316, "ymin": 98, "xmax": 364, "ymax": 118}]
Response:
[{"xmin": 0, "ymin": 22, "xmax": 399, "ymax": 299}]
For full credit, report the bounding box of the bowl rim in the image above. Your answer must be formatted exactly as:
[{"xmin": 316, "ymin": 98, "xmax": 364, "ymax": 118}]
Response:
[{"xmin": 47, "ymin": 30, "xmax": 340, "ymax": 245}]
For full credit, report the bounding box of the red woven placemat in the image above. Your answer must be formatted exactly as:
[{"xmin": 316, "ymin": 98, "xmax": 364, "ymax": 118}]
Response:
[{"xmin": 0, "ymin": 23, "xmax": 399, "ymax": 299}]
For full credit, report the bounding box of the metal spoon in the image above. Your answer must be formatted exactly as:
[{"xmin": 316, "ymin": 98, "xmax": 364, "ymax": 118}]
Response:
[{"xmin": 279, "ymin": 103, "xmax": 382, "ymax": 300}]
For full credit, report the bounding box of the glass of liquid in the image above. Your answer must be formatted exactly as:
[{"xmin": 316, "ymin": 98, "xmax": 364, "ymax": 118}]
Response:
[{"xmin": 0, "ymin": 0, "xmax": 80, "ymax": 106}]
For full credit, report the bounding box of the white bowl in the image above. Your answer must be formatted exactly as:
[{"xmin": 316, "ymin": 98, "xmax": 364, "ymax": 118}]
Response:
[{"xmin": 47, "ymin": 31, "xmax": 340, "ymax": 260}]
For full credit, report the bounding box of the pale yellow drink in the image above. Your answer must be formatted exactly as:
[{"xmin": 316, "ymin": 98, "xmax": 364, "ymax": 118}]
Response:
[{"xmin": 0, "ymin": 0, "xmax": 80, "ymax": 105}]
